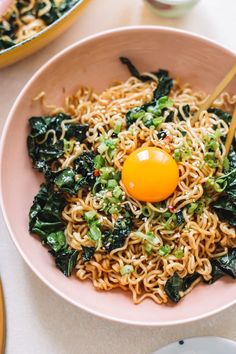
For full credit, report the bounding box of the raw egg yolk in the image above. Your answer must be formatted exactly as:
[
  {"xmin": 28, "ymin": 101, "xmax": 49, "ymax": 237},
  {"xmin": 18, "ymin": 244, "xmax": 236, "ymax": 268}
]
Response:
[{"xmin": 121, "ymin": 147, "xmax": 179, "ymax": 202}]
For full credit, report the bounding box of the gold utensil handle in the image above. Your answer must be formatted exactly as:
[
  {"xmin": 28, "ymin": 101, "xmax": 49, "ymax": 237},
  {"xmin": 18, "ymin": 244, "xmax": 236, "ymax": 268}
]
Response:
[
  {"xmin": 0, "ymin": 280, "xmax": 5, "ymax": 354},
  {"xmin": 225, "ymin": 106, "xmax": 236, "ymax": 156},
  {"xmin": 194, "ymin": 63, "xmax": 236, "ymax": 121}
]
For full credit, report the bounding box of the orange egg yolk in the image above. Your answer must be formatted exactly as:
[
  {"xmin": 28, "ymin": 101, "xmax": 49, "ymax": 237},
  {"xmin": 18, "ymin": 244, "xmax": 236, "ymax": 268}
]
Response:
[{"xmin": 121, "ymin": 147, "xmax": 179, "ymax": 202}]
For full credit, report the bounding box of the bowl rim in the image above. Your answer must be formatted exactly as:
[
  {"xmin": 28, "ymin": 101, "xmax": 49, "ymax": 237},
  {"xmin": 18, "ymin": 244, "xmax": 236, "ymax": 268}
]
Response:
[
  {"xmin": 1, "ymin": 25, "xmax": 236, "ymax": 326},
  {"xmin": 155, "ymin": 336, "xmax": 236, "ymax": 352},
  {"xmin": 0, "ymin": 0, "xmax": 88, "ymax": 56}
]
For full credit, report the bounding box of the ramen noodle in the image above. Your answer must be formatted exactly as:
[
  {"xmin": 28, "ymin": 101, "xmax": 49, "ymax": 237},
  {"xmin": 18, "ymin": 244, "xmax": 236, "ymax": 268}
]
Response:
[{"xmin": 27, "ymin": 59, "xmax": 236, "ymax": 304}]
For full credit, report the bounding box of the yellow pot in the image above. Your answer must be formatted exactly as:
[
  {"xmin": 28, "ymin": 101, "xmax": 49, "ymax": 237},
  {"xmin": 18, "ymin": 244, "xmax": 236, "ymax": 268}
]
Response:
[{"xmin": 0, "ymin": 0, "xmax": 90, "ymax": 68}]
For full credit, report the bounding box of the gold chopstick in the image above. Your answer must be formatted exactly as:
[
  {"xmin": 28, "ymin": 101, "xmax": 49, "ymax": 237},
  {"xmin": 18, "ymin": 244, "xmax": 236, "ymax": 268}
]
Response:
[
  {"xmin": 0, "ymin": 279, "xmax": 5, "ymax": 354},
  {"xmin": 225, "ymin": 105, "xmax": 236, "ymax": 156},
  {"xmin": 194, "ymin": 63, "xmax": 236, "ymax": 121}
]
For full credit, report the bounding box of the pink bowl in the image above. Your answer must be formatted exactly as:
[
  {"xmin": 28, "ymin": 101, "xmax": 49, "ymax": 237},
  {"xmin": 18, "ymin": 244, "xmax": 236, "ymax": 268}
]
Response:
[{"xmin": 1, "ymin": 26, "xmax": 236, "ymax": 326}]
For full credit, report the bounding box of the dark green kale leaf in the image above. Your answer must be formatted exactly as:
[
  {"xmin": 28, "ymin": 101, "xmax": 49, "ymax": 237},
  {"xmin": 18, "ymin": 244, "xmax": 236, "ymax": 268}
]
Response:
[
  {"xmin": 30, "ymin": 217, "xmax": 65, "ymax": 241},
  {"xmin": 165, "ymin": 111, "xmax": 175, "ymax": 123},
  {"xmin": 164, "ymin": 272, "xmax": 200, "ymax": 303},
  {"xmin": 212, "ymin": 168, "xmax": 236, "ymax": 227},
  {"xmin": 0, "ymin": 11, "xmax": 19, "ymax": 46},
  {"xmin": 122, "ymin": 60, "xmax": 173, "ymax": 128},
  {"xmin": 178, "ymin": 104, "xmax": 190, "ymax": 120},
  {"xmin": 207, "ymin": 108, "xmax": 232, "ymax": 125},
  {"xmin": 58, "ymin": 0, "xmax": 79, "ymax": 12},
  {"xmin": 74, "ymin": 152, "xmax": 96, "ymax": 187},
  {"xmin": 207, "ymin": 263, "xmax": 225, "ymax": 284},
  {"xmin": 166, "ymin": 250, "xmax": 236, "ymax": 300},
  {"xmin": 65, "ymin": 124, "xmax": 88, "ymax": 140},
  {"xmin": 166, "ymin": 105, "xmax": 190, "ymax": 122},
  {"xmin": 182, "ymin": 273, "xmax": 201, "ymax": 291},
  {"xmin": 16, "ymin": 0, "xmax": 30, "ymax": 10},
  {"xmin": 102, "ymin": 218, "xmax": 132, "ymax": 252},
  {"xmin": 27, "ymin": 136, "xmax": 64, "ymax": 172},
  {"xmin": 36, "ymin": 0, "xmax": 60, "ymax": 25},
  {"xmin": 28, "ymin": 116, "xmax": 51, "ymax": 138},
  {"xmin": 29, "ymin": 184, "xmax": 66, "ymax": 241},
  {"xmin": 175, "ymin": 210, "xmax": 184, "ymax": 226},
  {"xmin": 50, "ymin": 248, "xmax": 79, "ymax": 276},
  {"xmin": 164, "ymin": 273, "xmax": 183, "ymax": 302},
  {"xmin": 213, "ymin": 196, "xmax": 236, "ymax": 227},
  {"xmin": 212, "ymin": 248, "xmax": 236, "ymax": 278},
  {"xmin": 53, "ymin": 168, "xmax": 80, "ymax": 195},
  {"xmin": 45, "ymin": 152, "xmax": 99, "ymax": 195},
  {"xmin": 120, "ymin": 57, "xmax": 152, "ymax": 82},
  {"xmin": 82, "ymin": 246, "xmax": 96, "ymax": 262},
  {"xmin": 153, "ymin": 69, "xmax": 173, "ymax": 100},
  {"xmin": 0, "ymin": 38, "xmax": 15, "ymax": 50},
  {"xmin": 228, "ymin": 144, "xmax": 236, "ymax": 171},
  {"xmin": 28, "ymin": 113, "xmax": 88, "ymax": 141},
  {"xmin": 27, "ymin": 113, "xmax": 88, "ymax": 174},
  {"xmin": 29, "ymin": 184, "xmax": 79, "ymax": 276},
  {"xmin": 27, "ymin": 113, "xmax": 66, "ymax": 172},
  {"xmin": 120, "ymin": 57, "xmax": 173, "ymax": 100},
  {"xmin": 209, "ymin": 133, "xmax": 236, "ymax": 227},
  {"xmin": 156, "ymin": 130, "xmax": 167, "ymax": 140}
]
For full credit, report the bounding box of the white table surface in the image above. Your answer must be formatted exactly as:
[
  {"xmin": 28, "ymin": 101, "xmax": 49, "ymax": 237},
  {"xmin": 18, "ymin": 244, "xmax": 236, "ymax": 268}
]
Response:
[{"xmin": 1, "ymin": 0, "xmax": 236, "ymax": 353}]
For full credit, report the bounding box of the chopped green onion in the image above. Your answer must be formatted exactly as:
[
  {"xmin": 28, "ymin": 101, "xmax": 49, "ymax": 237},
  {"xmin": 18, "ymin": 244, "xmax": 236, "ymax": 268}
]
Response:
[
  {"xmin": 107, "ymin": 179, "xmax": 118, "ymax": 189},
  {"xmin": 157, "ymin": 96, "xmax": 173, "ymax": 109},
  {"xmin": 188, "ymin": 200, "xmax": 204, "ymax": 216},
  {"xmin": 88, "ymin": 224, "xmax": 102, "ymax": 241},
  {"xmin": 182, "ymin": 147, "xmax": 192, "ymax": 160},
  {"xmin": 114, "ymin": 120, "xmax": 122, "ymax": 134},
  {"xmin": 174, "ymin": 249, "xmax": 184, "ymax": 259},
  {"xmin": 112, "ymin": 186, "xmax": 123, "ymax": 199},
  {"xmin": 154, "ymin": 201, "xmax": 167, "ymax": 210},
  {"xmin": 223, "ymin": 157, "xmax": 230, "ymax": 171},
  {"xmin": 94, "ymin": 155, "xmax": 105, "ymax": 169},
  {"xmin": 130, "ymin": 110, "xmax": 145, "ymax": 120},
  {"xmin": 47, "ymin": 231, "xmax": 66, "ymax": 252},
  {"xmin": 144, "ymin": 242, "xmax": 153, "ymax": 256},
  {"xmin": 108, "ymin": 196, "xmax": 120, "ymax": 204},
  {"xmin": 205, "ymin": 176, "xmax": 227, "ymax": 193},
  {"xmin": 100, "ymin": 167, "xmax": 115, "ymax": 180},
  {"xmin": 204, "ymin": 152, "xmax": 217, "ymax": 168},
  {"xmin": 63, "ymin": 139, "xmax": 74, "ymax": 154},
  {"xmin": 188, "ymin": 203, "xmax": 198, "ymax": 215},
  {"xmin": 147, "ymin": 105, "xmax": 156, "ymax": 114},
  {"xmin": 162, "ymin": 210, "xmax": 172, "ymax": 219},
  {"xmin": 173, "ymin": 146, "xmax": 192, "ymax": 162},
  {"xmin": 158, "ymin": 244, "xmax": 171, "ymax": 256},
  {"xmin": 213, "ymin": 129, "xmax": 222, "ymax": 139},
  {"xmin": 174, "ymin": 148, "xmax": 181, "ymax": 162},
  {"xmin": 141, "ymin": 206, "xmax": 153, "ymax": 217},
  {"xmin": 120, "ymin": 265, "xmax": 134, "ymax": 276},
  {"xmin": 152, "ymin": 96, "xmax": 173, "ymax": 116},
  {"xmin": 108, "ymin": 205, "xmax": 120, "ymax": 215},
  {"xmin": 134, "ymin": 231, "xmax": 160, "ymax": 245},
  {"xmin": 206, "ymin": 140, "xmax": 218, "ymax": 152},
  {"xmin": 98, "ymin": 141, "xmax": 108, "ymax": 154},
  {"xmin": 153, "ymin": 117, "xmax": 164, "ymax": 127},
  {"xmin": 84, "ymin": 210, "xmax": 97, "ymax": 223}
]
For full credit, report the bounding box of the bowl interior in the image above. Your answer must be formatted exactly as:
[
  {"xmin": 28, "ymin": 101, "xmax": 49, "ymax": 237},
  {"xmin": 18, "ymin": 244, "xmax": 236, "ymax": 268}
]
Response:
[{"xmin": 1, "ymin": 27, "xmax": 236, "ymax": 325}]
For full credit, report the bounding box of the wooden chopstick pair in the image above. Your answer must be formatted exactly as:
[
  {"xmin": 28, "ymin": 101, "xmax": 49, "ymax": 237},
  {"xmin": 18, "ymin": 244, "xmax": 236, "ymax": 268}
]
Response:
[{"xmin": 194, "ymin": 63, "xmax": 236, "ymax": 156}]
